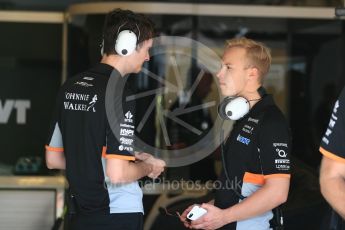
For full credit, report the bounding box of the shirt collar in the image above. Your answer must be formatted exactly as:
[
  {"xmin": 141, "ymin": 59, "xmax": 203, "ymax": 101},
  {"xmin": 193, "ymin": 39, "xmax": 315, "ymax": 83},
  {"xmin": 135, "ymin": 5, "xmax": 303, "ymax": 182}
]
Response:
[
  {"xmin": 89, "ymin": 63, "xmax": 115, "ymax": 77},
  {"xmin": 248, "ymin": 94, "xmax": 275, "ymax": 116},
  {"xmin": 235, "ymin": 94, "xmax": 275, "ymax": 123}
]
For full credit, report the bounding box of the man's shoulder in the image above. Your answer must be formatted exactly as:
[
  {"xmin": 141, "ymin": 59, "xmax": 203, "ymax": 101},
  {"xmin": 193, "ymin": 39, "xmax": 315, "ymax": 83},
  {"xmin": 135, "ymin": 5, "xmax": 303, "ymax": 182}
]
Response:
[
  {"xmin": 62, "ymin": 68, "xmax": 109, "ymax": 90},
  {"xmin": 259, "ymin": 104, "xmax": 288, "ymax": 131},
  {"xmin": 338, "ymin": 87, "xmax": 345, "ymax": 106},
  {"xmin": 261, "ymin": 101, "xmax": 286, "ymax": 119}
]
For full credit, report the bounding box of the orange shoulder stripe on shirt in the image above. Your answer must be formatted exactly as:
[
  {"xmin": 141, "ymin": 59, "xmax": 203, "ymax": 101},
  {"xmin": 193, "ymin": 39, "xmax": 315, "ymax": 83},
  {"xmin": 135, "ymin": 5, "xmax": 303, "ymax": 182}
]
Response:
[
  {"xmin": 45, "ymin": 145, "xmax": 64, "ymax": 152},
  {"xmin": 320, "ymin": 146, "xmax": 345, "ymax": 164},
  {"xmin": 101, "ymin": 146, "xmax": 135, "ymax": 161},
  {"xmin": 264, "ymin": 174, "xmax": 291, "ymax": 179},
  {"xmin": 243, "ymin": 172, "xmax": 265, "ymax": 185},
  {"xmin": 101, "ymin": 146, "xmax": 107, "ymax": 158},
  {"xmin": 104, "ymin": 154, "xmax": 135, "ymax": 161}
]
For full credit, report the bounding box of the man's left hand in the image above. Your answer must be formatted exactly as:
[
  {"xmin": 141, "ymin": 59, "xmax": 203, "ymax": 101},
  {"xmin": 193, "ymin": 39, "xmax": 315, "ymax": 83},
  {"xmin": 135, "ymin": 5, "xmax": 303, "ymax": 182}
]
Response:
[
  {"xmin": 190, "ymin": 203, "xmax": 228, "ymax": 230},
  {"xmin": 135, "ymin": 152, "xmax": 152, "ymax": 161}
]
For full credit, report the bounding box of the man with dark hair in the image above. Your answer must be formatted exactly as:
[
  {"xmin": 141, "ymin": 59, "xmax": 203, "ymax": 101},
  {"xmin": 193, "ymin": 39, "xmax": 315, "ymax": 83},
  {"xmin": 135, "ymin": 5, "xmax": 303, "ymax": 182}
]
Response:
[
  {"xmin": 102, "ymin": 9, "xmax": 155, "ymax": 56},
  {"xmin": 45, "ymin": 9, "xmax": 165, "ymax": 230}
]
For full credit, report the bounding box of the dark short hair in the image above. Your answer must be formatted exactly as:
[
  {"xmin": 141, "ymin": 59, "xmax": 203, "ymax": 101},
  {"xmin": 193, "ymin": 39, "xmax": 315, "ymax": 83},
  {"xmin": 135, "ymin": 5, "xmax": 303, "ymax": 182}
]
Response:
[{"xmin": 102, "ymin": 8, "xmax": 155, "ymax": 55}]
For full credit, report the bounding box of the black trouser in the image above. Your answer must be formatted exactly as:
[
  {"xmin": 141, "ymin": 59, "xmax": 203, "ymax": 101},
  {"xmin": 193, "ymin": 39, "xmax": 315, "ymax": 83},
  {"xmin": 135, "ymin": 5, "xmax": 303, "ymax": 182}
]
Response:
[{"xmin": 69, "ymin": 212, "xmax": 143, "ymax": 230}]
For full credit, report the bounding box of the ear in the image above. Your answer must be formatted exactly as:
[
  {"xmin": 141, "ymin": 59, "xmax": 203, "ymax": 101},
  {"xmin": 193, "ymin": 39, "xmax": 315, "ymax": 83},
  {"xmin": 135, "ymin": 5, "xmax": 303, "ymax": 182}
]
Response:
[{"xmin": 247, "ymin": 67, "xmax": 260, "ymax": 82}]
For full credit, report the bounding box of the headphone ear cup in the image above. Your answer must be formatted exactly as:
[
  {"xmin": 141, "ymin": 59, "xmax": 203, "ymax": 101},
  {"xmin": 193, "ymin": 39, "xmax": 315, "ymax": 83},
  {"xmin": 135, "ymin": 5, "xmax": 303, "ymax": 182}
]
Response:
[
  {"xmin": 225, "ymin": 97, "xmax": 250, "ymax": 120},
  {"xmin": 115, "ymin": 30, "xmax": 137, "ymax": 56},
  {"xmin": 218, "ymin": 97, "xmax": 232, "ymax": 120},
  {"xmin": 218, "ymin": 97, "xmax": 250, "ymax": 120}
]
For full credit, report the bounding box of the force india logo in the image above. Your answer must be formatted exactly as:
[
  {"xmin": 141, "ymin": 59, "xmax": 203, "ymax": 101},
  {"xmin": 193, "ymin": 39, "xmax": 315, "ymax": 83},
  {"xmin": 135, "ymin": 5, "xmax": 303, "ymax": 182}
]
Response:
[{"xmin": 124, "ymin": 111, "xmax": 133, "ymax": 123}]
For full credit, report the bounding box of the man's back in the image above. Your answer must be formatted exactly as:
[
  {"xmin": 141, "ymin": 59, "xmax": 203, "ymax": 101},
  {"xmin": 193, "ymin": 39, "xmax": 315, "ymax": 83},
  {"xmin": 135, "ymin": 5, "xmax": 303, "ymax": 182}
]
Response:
[{"xmin": 47, "ymin": 63, "xmax": 142, "ymax": 214}]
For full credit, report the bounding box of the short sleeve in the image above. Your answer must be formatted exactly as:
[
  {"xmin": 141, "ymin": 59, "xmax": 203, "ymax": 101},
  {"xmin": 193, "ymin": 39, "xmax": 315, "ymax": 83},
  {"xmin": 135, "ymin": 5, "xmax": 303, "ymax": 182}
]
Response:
[
  {"xmin": 46, "ymin": 90, "xmax": 64, "ymax": 153},
  {"xmin": 258, "ymin": 110, "xmax": 291, "ymax": 179},
  {"xmin": 320, "ymin": 88, "xmax": 345, "ymax": 164},
  {"xmin": 103, "ymin": 89, "xmax": 136, "ymax": 161}
]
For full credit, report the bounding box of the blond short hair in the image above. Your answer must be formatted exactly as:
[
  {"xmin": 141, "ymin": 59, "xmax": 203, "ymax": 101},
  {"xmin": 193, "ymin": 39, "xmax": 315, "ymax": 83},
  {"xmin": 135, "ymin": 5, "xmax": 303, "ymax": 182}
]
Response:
[{"xmin": 226, "ymin": 37, "xmax": 272, "ymax": 79}]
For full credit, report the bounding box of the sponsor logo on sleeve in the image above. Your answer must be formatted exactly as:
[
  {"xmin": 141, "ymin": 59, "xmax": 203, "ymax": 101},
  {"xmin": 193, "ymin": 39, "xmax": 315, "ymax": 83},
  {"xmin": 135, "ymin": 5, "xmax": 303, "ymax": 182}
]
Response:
[
  {"xmin": 118, "ymin": 145, "xmax": 133, "ymax": 152},
  {"xmin": 273, "ymin": 143, "xmax": 288, "ymax": 157},
  {"xmin": 120, "ymin": 128, "xmax": 134, "ymax": 137},
  {"xmin": 275, "ymin": 159, "xmax": 290, "ymax": 164},
  {"xmin": 276, "ymin": 148, "xmax": 287, "ymax": 158},
  {"xmin": 124, "ymin": 111, "xmax": 133, "ymax": 123},
  {"xmin": 273, "ymin": 143, "xmax": 290, "ymax": 170},
  {"xmin": 124, "ymin": 146, "xmax": 133, "ymax": 152},
  {"xmin": 275, "ymin": 164, "xmax": 290, "ymax": 170},
  {"xmin": 333, "ymin": 100, "xmax": 339, "ymax": 114},
  {"xmin": 120, "ymin": 123, "xmax": 135, "ymax": 129},
  {"xmin": 322, "ymin": 100, "xmax": 340, "ymax": 145},
  {"xmin": 322, "ymin": 137, "xmax": 329, "ymax": 145},
  {"xmin": 120, "ymin": 137, "xmax": 134, "ymax": 146},
  {"xmin": 329, "ymin": 119, "xmax": 336, "ymax": 129},
  {"xmin": 273, "ymin": 143, "xmax": 288, "ymax": 148}
]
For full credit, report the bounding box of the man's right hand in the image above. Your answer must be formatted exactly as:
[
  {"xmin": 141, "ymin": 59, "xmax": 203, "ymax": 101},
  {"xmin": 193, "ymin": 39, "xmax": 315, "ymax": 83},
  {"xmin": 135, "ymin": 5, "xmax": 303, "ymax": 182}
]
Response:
[{"xmin": 179, "ymin": 204, "xmax": 196, "ymax": 228}]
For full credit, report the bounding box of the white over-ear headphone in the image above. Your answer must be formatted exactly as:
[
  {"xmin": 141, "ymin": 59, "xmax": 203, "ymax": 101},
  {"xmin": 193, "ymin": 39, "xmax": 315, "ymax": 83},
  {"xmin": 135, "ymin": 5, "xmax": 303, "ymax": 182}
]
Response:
[
  {"xmin": 115, "ymin": 30, "xmax": 137, "ymax": 56},
  {"xmin": 114, "ymin": 23, "xmax": 140, "ymax": 56},
  {"xmin": 100, "ymin": 23, "xmax": 140, "ymax": 56},
  {"xmin": 218, "ymin": 87, "xmax": 267, "ymax": 121},
  {"xmin": 218, "ymin": 97, "xmax": 250, "ymax": 121}
]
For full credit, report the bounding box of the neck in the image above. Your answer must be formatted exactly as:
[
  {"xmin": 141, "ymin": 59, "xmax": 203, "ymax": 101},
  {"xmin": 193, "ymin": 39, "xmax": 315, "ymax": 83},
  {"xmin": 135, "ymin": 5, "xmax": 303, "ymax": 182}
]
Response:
[
  {"xmin": 100, "ymin": 55, "xmax": 128, "ymax": 76},
  {"xmin": 239, "ymin": 86, "xmax": 263, "ymax": 108}
]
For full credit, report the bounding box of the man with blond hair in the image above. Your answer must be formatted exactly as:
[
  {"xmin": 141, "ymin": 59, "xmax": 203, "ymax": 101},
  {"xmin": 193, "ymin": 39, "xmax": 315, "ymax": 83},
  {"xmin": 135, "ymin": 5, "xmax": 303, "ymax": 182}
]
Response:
[{"xmin": 180, "ymin": 37, "xmax": 291, "ymax": 230}]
